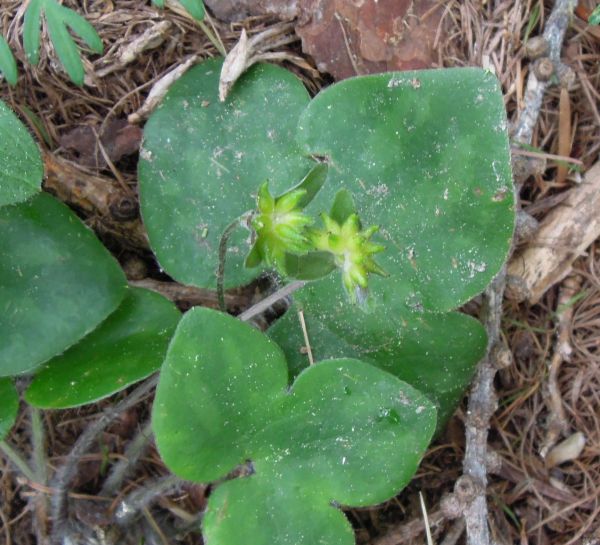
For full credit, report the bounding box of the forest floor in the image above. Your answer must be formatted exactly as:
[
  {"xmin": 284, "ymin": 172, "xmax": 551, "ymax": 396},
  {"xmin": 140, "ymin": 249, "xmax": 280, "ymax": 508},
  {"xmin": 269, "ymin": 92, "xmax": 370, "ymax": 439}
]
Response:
[{"xmin": 1, "ymin": 1, "xmax": 599, "ymax": 544}]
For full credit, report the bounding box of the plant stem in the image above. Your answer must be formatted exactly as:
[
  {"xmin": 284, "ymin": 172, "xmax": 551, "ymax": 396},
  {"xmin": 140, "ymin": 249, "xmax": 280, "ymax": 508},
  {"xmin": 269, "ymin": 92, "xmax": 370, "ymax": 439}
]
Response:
[
  {"xmin": 198, "ymin": 17, "xmax": 226, "ymax": 56},
  {"xmin": 50, "ymin": 374, "xmax": 159, "ymax": 544},
  {"xmin": 100, "ymin": 418, "xmax": 153, "ymax": 497},
  {"xmin": 30, "ymin": 407, "xmax": 47, "ymax": 483},
  {"xmin": 0, "ymin": 440, "xmax": 36, "ymax": 482},
  {"xmin": 217, "ymin": 219, "xmax": 242, "ymax": 312},
  {"xmin": 30, "ymin": 407, "xmax": 49, "ymax": 543},
  {"xmin": 238, "ymin": 280, "xmax": 306, "ymax": 322},
  {"xmin": 114, "ymin": 474, "xmax": 181, "ymax": 526}
]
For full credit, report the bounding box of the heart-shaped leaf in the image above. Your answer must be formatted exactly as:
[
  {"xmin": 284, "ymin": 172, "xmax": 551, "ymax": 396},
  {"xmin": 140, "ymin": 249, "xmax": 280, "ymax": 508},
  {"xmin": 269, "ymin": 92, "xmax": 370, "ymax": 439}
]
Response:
[
  {"xmin": 297, "ymin": 68, "xmax": 514, "ymax": 313},
  {"xmin": 138, "ymin": 57, "xmax": 314, "ymax": 289},
  {"xmin": 269, "ymin": 276, "xmax": 487, "ymax": 426},
  {"xmin": 0, "ymin": 378, "xmax": 18, "ymax": 440},
  {"xmin": 0, "ymin": 35, "xmax": 17, "ymax": 86},
  {"xmin": 0, "ymin": 192, "xmax": 126, "ymax": 377},
  {"xmin": 25, "ymin": 288, "xmax": 180, "ymax": 409},
  {"xmin": 153, "ymin": 307, "xmax": 436, "ymax": 545},
  {"xmin": 0, "ymin": 100, "xmax": 43, "ymax": 207}
]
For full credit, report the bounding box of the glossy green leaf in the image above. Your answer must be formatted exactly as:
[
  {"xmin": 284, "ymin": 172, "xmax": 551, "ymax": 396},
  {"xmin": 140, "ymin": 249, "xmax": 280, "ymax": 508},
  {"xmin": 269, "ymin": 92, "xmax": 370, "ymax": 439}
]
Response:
[
  {"xmin": 25, "ymin": 288, "xmax": 180, "ymax": 409},
  {"xmin": 23, "ymin": 0, "xmax": 43, "ymax": 65},
  {"xmin": 0, "ymin": 378, "xmax": 18, "ymax": 440},
  {"xmin": 153, "ymin": 307, "xmax": 436, "ymax": 545},
  {"xmin": 23, "ymin": 0, "xmax": 103, "ymax": 86},
  {"xmin": 0, "ymin": 35, "xmax": 17, "ymax": 86},
  {"xmin": 297, "ymin": 68, "xmax": 514, "ymax": 313},
  {"xmin": 0, "ymin": 192, "xmax": 126, "ymax": 377},
  {"xmin": 589, "ymin": 5, "xmax": 600, "ymax": 25},
  {"xmin": 138, "ymin": 57, "xmax": 314, "ymax": 289},
  {"xmin": 205, "ymin": 477, "xmax": 354, "ymax": 545},
  {"xmin": 0, "ymin": 100, "xmax": 43, "ymax": 207},
  {"xmin": 269, "ymin": 276, "xmax": 487, "ymax": 426}
]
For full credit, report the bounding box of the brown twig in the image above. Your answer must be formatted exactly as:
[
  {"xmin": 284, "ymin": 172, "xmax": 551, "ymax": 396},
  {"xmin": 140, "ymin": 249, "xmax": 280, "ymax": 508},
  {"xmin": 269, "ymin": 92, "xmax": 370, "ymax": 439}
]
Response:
[
  {"xmin": 458, "ymin": 2, "xmax": 575, "ymax": 544},
  {"xmin": 43, "ymin": 153, "xmax": 149, "ymax": 251},
  {"xmin": 128, "ymin": 278, "xmax": 252, "ymax": 313},
  {"xmin": 539, "ymin": 275, "xmax": 581, "ymax": 459}
]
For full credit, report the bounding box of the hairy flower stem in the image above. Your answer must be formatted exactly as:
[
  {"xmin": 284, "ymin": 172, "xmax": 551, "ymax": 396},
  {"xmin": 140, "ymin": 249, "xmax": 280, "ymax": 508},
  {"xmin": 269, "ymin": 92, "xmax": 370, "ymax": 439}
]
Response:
[
  {"xmin": 115, "ymin": 474, "xmax": 181, "ymax": 526},
  {"xmin": 101, "ymin": 418, "xmax": 153, "ymax": 496},
  {"xmin": 30, "ymin": 407, "xmax": 49, "ymax": 543},
  {"xmin": 50, "ymin": 374, "xmax": 159, "ymax": 545},
  {"xmin": 217, "ymin": 219, "xmax": 243, "ymax": 313},
  {"xmin": 30, "ymin": 407, "xmax": 47, "ymax": 483}
]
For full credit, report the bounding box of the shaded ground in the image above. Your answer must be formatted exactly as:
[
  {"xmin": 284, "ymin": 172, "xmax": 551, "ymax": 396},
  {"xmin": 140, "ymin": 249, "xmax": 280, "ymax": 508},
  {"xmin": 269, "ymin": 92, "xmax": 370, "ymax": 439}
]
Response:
[{"xmin": 1, "ymin": 1, "xmax": 599, "ymax": 544}]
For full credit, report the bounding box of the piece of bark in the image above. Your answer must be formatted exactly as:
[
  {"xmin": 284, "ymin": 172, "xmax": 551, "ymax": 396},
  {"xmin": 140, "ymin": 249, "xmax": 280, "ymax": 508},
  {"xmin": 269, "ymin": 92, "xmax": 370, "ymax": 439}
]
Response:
[
  {"xmin": 296, "ymin": 0, "xmax": 444, "ymax": 80},
  {"xmin": 203, "ymin": 0, "xmax": 299, "ymax": 21},
  {"xmin": 506, "ymin": 161, "xmax": 600, "ymax": 303},
  {"xmin": 42, "ymin": 153, "xmax": 149, "ymax": 251}
]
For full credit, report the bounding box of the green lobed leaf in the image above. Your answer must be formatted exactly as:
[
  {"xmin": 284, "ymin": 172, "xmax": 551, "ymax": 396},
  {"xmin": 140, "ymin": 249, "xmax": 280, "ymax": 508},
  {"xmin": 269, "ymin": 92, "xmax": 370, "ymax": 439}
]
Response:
[
  {"xmin": 24, "ymin": 0, "xmax": 103, "ymax": 86},
  {"xmin": 25, "ymin": 288, "xmax": 180, "ymax": 409},
  {"xmin": 268, "ymin": 277, "xmax": 487, "ymax": 427},
  {"xmin": 0, "ymin": 100, "xmax": 44, "ymax": 207},
  {"xmin": 0, "ymin": 192, "xmax": 126, "ymax": 377},
  {"xmin": 297, "ymin": 68, "xmax": 514, "ymax": 314},
  {"xmin": 589, "ymin": 5, "xmax": 600, "ymax": 25},
  {"xmin": 44, "ymin": 2, "xmax": 84, "ymax": 86},
  {"xmin": 0, "ymin": 378, "xmax": 19, "ymax": 440},
  {"xmin": 153, "ymin": 307, "xmax": 436, "ymax": 545},
  {"xmin": 0, "ymin": 35, "xmax": 18, "ymax": 86},
  {"xmin": 23, "ymin": 0, "xmax": 43, "ymax": 65},
  {"xmin": 138, "ymin": 57, "xmax": 314, "ymax": 289}
]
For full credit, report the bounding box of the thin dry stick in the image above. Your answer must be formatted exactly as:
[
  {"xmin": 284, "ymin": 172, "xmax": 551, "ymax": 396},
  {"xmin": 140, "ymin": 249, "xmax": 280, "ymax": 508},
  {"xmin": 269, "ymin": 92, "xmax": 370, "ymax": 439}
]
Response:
[
  {"xmin": 238, "ymin": 280, "xmax": 306, "ymax": 322},
  {"xmin": 539, "ymin": 275, "xmax": 581, "ymax": 458},
  {"xmin": 298, "ymin": 310, "xmax": 314, "ymax": 365},
  {"xmin": 461, "ymin": 3, "xmax": 575, "ymax": 544}
]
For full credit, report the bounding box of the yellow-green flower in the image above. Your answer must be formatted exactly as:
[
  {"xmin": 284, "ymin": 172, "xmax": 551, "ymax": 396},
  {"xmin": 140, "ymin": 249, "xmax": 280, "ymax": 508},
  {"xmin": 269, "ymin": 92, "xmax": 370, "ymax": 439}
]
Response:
[
  {"xmin": 246, "ymin": 182, "xmax": 313, "ymax": 273},
  {"xmin": 311, "ymin": 212, "xmax": 387, "ymax": 301}
]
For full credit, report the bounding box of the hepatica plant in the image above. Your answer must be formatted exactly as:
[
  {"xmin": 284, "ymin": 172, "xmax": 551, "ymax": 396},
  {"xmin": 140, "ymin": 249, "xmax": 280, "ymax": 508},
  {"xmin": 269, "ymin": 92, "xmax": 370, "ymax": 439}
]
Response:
[
  {"xmin": 0, "ymin": 44, "xmax": 514, "ymax": 545},
  {"xmin": 139, "ymin": 57, "xmax": 515, "ymax": 544}
]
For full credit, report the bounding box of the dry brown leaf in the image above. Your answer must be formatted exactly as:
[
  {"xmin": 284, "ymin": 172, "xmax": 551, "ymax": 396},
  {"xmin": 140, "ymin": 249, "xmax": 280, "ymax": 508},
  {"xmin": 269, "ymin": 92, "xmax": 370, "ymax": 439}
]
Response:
[{"xmin": 296, "ymin": 0, "xmax": 445, "ymax": 80}]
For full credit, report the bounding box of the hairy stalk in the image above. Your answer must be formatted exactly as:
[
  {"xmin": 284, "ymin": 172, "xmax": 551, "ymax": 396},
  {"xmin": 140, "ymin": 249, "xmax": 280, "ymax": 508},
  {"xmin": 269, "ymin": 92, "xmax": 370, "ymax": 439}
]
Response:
[
  {"xmin": 30, "ymin": 407, "xmax": 49, "ymax": 543},
  {"xmin": 217, "ymin": 218, "xmax": 243, "ymax": 312},
  {"xmin": 50, "ymin": 374, "xmax": 159, "ymax": 545},
  {"xmin": 0, "ymin": 440, "xmax": 36, "ymax": 482},
  {"xmin": 100, "ymin": 418, "xmax": 153, "ymax": 496},
  {"xmin": 114, "ymin": 474, "xmax": 181, "ymax": 526},
  {"xmin": 30, "ymin": 407, "xmax": 47, "ymax": 483}
]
